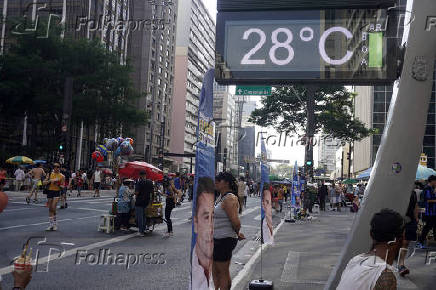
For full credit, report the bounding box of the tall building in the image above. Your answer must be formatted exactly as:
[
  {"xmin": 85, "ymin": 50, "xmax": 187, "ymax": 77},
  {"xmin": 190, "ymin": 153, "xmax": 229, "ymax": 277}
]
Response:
[
  {"xmin": 213, "ymin": 83, "xmax": 237, "ymax": 170},
  {"xmin": 170, "ymin": 0, "xmax": 215, "ymax": 172},
  {"xmin": 317, "ymin": 136, "xmax": 342, "ymax": 174},
  {"xmin": 353, "ymin": 81, "xmax": 436, "ymax": 175},
  {"xmin": 129, "ymin": 0, "xmax": 178, "ymax": 167}
]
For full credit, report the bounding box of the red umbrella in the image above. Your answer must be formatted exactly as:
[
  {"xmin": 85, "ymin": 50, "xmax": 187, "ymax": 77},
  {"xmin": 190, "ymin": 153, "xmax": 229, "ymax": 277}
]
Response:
[{"xmin": 118, "ymin": 161, "xmax": 163, "ymax": 181}]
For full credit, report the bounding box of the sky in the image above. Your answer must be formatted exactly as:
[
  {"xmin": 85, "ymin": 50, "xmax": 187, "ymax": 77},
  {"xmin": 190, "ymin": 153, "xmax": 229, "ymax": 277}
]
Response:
[{"xmin": 203, "ymin": 0, "xmax": 217, "ymax": 21}]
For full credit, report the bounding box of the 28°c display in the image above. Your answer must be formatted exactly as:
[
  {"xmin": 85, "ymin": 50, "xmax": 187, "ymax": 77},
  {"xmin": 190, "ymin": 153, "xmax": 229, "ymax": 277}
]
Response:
[{"xmin": 215, "ymin": 9, "xmax": 399, "ymax": 85}]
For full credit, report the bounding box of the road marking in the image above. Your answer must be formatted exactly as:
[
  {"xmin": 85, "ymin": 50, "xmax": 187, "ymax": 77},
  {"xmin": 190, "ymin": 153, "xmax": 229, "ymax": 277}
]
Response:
[
  {"xmin": 0, "ymin": 215, "xmax": 100, "ymax": 231},
  {"xmin": 241, "ymin": 206, "xmax": 260, "ymax": 217},
  {"xmin": 2, "ymin": 207, "xmax": 41, "ymax": 212},
  {"xmin": 280, "ymin": 251, "xmax": 299, "ymax": 282},
  {"xmin": 0, "ymin": 218, "xmax": 191, "ymax": 276},
  {"xmin": 76, "ymin": 207, "xmax": 108, "ymax": 213},
  {"xmin": 231, "ymin": 219, "xmax": 285, "ymax": 290}
]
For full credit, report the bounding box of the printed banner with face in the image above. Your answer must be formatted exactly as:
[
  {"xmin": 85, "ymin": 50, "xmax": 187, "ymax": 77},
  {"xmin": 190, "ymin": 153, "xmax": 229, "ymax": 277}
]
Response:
[
  {"xmin": 190, "ymin": 69, "xmax": 215, "ymax": 290},
  {"xmin": 260, "ymin": 139, "xmax": 273, "ymax": 244}
]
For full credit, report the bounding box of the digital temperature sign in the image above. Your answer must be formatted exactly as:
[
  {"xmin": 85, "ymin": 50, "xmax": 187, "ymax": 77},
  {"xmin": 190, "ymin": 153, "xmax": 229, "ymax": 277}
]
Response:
[{"xmin": 215, "ymin": 9, "xmax": 399, "ymax": 85}]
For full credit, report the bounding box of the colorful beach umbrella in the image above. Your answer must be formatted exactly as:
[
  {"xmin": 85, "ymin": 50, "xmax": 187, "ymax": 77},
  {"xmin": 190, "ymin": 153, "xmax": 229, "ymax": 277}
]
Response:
[{"xmin": 6, "ymin": 156, "xmax": 33, "ymax": 164}]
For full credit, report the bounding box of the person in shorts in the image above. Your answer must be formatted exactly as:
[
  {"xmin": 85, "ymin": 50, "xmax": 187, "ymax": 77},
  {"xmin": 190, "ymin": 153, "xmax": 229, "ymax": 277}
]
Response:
[
  {"xmin": 213, "ymin": 172, "xmax": 245, "ymax": 290},
  {"xmin": 92, "ymin": 167, "xmax": 102, "ymax": 197},
  {"xmin": 43, "ymin": 163, "xmax": 64, "ymax": 231},
  {"xmin": 26, "ymin": 163, "xmax": 45, "ymax": 204}
]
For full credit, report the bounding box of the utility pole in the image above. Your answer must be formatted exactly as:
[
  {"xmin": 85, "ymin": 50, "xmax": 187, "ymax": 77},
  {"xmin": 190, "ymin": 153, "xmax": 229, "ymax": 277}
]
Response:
[
  {"xmin": 304, "ymin": 85, "xmax": 317, "ymax": 179},
  {"xmin": 62, "ymin": 77, "xmax": 73, "ymax": 168}
]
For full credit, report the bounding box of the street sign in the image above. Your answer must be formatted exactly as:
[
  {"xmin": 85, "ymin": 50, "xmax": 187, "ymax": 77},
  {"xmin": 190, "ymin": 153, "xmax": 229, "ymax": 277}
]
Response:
[
  {"xmin": 215, "ymin": 9, "xmax": 399, "ymax": 85},
  {"xmin": 235, "ymin": 86, "xmax": 271, "ymax": 95}
]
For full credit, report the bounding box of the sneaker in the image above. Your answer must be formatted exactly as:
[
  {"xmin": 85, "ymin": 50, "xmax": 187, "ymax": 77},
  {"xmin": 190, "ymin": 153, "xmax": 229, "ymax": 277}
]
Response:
[
  {"xmin": 398, "ymin": 265, "xmax": 410, "ymax": 277},
  {"xmin": 45, "ymin": 225, "xmax": 53, "ymax": 231},
  {"xmin": 137, "ymin": 232, "xmax": 145, "ymax": 237},
  {"xmin": 25, "ymin": 197, "xmax": 30, "ymax": 204},
  {"xmin": 52, "ymin": 225, "xmax": 58, "ymax": 231}
]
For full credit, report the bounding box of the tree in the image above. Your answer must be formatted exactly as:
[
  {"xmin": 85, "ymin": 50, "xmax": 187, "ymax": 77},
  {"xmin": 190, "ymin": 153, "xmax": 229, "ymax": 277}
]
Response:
[
  {"xmin": 0, "ymin": 19, "xmax": 147, "ymax": 160},
  {"xmin": 249, "ymin": 85, "xmax": 374, "ymax": 143},
  {"xmin": 271, "ymin": 163, "xmax": 293, "ymax": 178}
]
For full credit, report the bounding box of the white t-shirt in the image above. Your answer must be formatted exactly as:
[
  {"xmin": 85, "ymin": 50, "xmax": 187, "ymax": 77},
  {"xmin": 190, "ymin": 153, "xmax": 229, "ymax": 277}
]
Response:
[
  {"xmin": 190, "ymin": 247, "xmax": 212, "ymax": 290},
  {"xmin": 94, "ymin": 171, "xmax": 101, "ymax": 183},
  {"xmin": 337, "ymin": 253, "xmax": 394, "ymax": 290},
  {"xmin": 14, "ymin": 169, "xmax": 25, "ymax": 181}
]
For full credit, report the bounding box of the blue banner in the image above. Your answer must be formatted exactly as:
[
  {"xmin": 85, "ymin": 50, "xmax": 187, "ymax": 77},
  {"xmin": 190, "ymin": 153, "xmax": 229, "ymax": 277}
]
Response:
[
  {"xmin": 260, "ymin": 139, "xmax": 273, "ymax": 244},
  {"xmin": 190, "ymin": 69, "xmax": 215, "ymax": 290}
]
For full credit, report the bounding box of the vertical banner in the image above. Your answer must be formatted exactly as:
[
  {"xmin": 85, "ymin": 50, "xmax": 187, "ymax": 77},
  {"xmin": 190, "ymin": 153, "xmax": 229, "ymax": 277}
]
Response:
[
  {"xmin": 190, "ymin": 69, "xmax": 215, "ymax": 290},
  {"xmin": 291, "ymin": 161, "xmax": 298, "ymax": 207},
  {"xmin": 260, "ymin": 139, "xmax": 273, "ymax": 244}
]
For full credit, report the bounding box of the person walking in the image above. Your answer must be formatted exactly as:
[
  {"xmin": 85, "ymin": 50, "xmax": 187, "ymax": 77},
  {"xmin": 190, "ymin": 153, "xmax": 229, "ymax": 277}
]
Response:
[
  {"xmin": 26, "ymin": 163, "xmax": 46, "ymax": 204},
  {"xmin": 213, "ymin": 172, "xmax": 245, "ymax": 290},
  {"xmin": 75, "ymin": 170, "xmax": 83, "ymax": 197},
  {"xmin": 135, "ymin": 171, "xmax": 153, "ymax": 237},
  {"xmin": 43, "ymin": 163, "xmax": 65, "ymax": 231},
  {"xmin": 59, "ymin": 167, "xmax": 70, "ymax": 209},
  {"xmin": 418, "ymin": 175, "xmax": 436, "ymax": 248},
  {"xmin": 318, "ymin": 180, "xmax": 328, "ymax": 211},
  {"xmin": 329, "ymin": 182, "xmax": 337, "ymax": 211},
  {"xmin": 162, "ymin": 175, "xmax": 179, "ymax": 237},
  {"xmin": 237, "ymin": 177, "xmax": 246, "ymax": 213},
  {"xmin": 92, "ymin": 167, "xmax": 102, "ymax": 197},
  {"xmin": 14, "ymin": 167, "xmax": 25, "ymax": 192}
]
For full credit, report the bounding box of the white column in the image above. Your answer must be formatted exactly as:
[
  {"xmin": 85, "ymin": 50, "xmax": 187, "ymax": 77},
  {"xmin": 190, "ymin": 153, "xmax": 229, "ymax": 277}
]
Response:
[
  {"xmin": 60, "ymin": 0, "xmax": 66, "ymax": 39},
  {"xmin": 326, "ymin": 0, "xmax": 436, "ymax": 288},
  {"xmin": 22, "ymin": 113, "xmax": 27, "ymax": 146}
]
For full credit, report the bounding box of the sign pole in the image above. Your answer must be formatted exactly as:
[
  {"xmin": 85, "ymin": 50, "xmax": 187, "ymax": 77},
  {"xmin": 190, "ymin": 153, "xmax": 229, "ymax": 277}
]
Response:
[{"xmin": 326, "ymin": 0, "xmax": 436, "ymax": 288}]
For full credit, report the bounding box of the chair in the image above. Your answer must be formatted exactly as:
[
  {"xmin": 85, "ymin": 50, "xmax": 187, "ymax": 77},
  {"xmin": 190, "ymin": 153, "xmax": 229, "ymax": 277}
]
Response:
[{"xmin": 98, "ymin": 215, "xmax": 115, "ymax": 233}]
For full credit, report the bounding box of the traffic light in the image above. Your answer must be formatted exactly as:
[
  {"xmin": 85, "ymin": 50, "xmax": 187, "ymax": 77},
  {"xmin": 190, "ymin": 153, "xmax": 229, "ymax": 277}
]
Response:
[
  {"xmin": 306, "ymin": 160, "xmax": 312, "ymax": 166},
  {"xmin": 59, "ymin": 144, "xmax": 64, "ymax": 151}
]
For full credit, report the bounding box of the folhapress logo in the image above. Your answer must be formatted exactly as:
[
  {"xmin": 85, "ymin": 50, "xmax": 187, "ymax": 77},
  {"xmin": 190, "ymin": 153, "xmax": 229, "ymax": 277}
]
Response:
[{"xmin": 425, "ymin": 16, "xmax": 436, "ymax": 32}]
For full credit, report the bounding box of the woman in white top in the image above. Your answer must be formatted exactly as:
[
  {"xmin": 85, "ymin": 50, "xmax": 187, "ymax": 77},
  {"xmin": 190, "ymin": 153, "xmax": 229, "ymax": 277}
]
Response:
[{"xmin": 213, "ymin": 172, "xmax": 245, "ymax": 290}]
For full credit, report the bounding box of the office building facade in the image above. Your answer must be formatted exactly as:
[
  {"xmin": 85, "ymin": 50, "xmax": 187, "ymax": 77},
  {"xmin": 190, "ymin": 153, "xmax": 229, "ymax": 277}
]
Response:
[{"xmin": 170, "ymin": 0, "xmax": 215, "ymax": 171}]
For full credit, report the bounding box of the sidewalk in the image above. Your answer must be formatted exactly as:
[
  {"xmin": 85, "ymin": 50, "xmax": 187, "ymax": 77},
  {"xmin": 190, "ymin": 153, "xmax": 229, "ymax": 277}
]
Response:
[{"xmin": 233, "ymin": 209, "xmax": 436, "ymax": 290}]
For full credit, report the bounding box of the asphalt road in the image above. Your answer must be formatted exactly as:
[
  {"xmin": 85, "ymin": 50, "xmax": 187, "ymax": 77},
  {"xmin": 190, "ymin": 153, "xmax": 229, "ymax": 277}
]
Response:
[
  {"xmin": 0, "ymin": 190, "xmax": 281, "ymax": 290},
  {"xmin": 2, "ymin": 190, "xmax": 435, "ymax": 290}
]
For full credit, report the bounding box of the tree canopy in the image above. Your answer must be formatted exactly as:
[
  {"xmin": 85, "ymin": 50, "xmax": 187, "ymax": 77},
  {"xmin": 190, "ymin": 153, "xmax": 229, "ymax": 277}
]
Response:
[
  {"xmin": 249, "ymin": 85, "xmax": 374, "ymax": 142},
  {"xmin": 0, "ymin": 19, "xmax": 147, "ymax": 157}
]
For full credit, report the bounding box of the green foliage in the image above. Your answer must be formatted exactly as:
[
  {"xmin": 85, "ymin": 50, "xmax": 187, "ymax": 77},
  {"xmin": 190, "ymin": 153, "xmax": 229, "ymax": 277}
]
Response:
[
  {"xmin": 0, "ymin": 18, "xmax": 147, "ymax": 155},
  {"xmin": 249, "ymin": 85, "xmax": 374, "ymax": 142}
]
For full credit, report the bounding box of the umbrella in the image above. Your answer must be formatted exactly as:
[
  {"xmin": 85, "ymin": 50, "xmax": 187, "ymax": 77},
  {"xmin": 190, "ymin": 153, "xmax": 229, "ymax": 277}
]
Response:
[
  {"xmin": 118, "ymin": 161, "xmax": 163, "ymax": 181},
  {"xmin": 416, "ymin": 165, "xmax": 436, "ymax": 180},
  {"xmin": 6, "ymin": 156, "xmax": 33, "ymax": 164},
  {"xmin": 343, "ymin": 179, "xmax": 358, "ymax": 184},
  {"xmin": 102, "ymin": 168, "xmax": 113, "ymax": 175},
  {"xmin": 33, "ymin": 160, "xmax": 47, "ymax": 164},
  {"xmin": 357, "ymin": 165, "xmax": 436, "ymax": 181}
]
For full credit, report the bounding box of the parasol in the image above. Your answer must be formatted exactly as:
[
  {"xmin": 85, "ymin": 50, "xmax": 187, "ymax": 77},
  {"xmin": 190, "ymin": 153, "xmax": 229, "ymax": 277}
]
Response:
[
  {"xmin": 6, "ymin": 156, "xmax": 33, "ymax": 164},
  {"xmin": 118, "ymin": 161, "xmax": 163, "ymax": 181}
]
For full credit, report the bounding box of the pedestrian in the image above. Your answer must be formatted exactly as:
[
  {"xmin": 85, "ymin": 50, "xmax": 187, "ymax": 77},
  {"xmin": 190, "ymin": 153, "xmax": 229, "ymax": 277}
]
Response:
[
  {"xmin": 318, "ymin": 180, "xmax": 328, "ymax": 211},
  {"xmin": 337, "ymin": 209, "xmax": 404, "ymax": 290},
  {"xmin": 0, "ymin": 167, "xmax": 7, "ymax": 182},
  {"xmin": 162, "ymin": 175, "xmax": 179, "ymax": 237},
  {"xmin": 213, "ymin": 172, "xmax": 245, "ymax": 290},
  {"xmin": 118, "ymin": 179, "xmax": 133, "ymax": 231},
  {"xmin": 173, "ymin": 172, "xmax": 182, "ymax": 206},
  {"xmin": 92, "ymin": 167, "xmax": 102, "ymax": 197},
  {"xmin": 26, "ymin": 163, "xmax": 46, "ymax": 204},
  {"xmin": 417, "ymin": 175, "xmax": 436, "ymax": 248},
  {"xmin": 243, "ymin": 182, "xmax": 249, "ymax": 207},
  {"xmin": 59, "ymin": 167, "xmax": 70, "ymax": 209},
  {"xmin": 237, "ymin": 177, "xmax": 246, "ymax": 213},
  {"xmin": 278, "ymin": 186, "xmax": 284, "ymax": 213},
  {"xmin": 336, "ymin": 182, "xmax": 343, "ymax": 212},
  {"xmin": 75, "ymin": 170, "xmax": 83, "ymax": 197},
  {"xmin": 398, "ymin": 188, "xmax": 419, "ymax": 276},
  {"xmin": 14, "ymin": 167, "xmax": 25, "ymax": 191},
  {"xmin": 329, "ymin": 182, "xmax": 337, "ymax": 211},
  {"xmin": 135, "ymin": 171, "xmax": 153, "ymax": 237},
  {"xmin": 43, "ymin": 163, "xmax": 65, "ymax": 231}
]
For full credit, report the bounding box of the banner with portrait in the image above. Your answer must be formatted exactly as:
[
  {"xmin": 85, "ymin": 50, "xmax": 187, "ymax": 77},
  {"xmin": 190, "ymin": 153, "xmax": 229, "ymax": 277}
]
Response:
[
  {"xmin": 260, "ymin": 139, "xmax": 273, "ymax": 244},
  {"xmin": 190, "ymin": 69, "xmax": 215, "ymax": 290}
]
